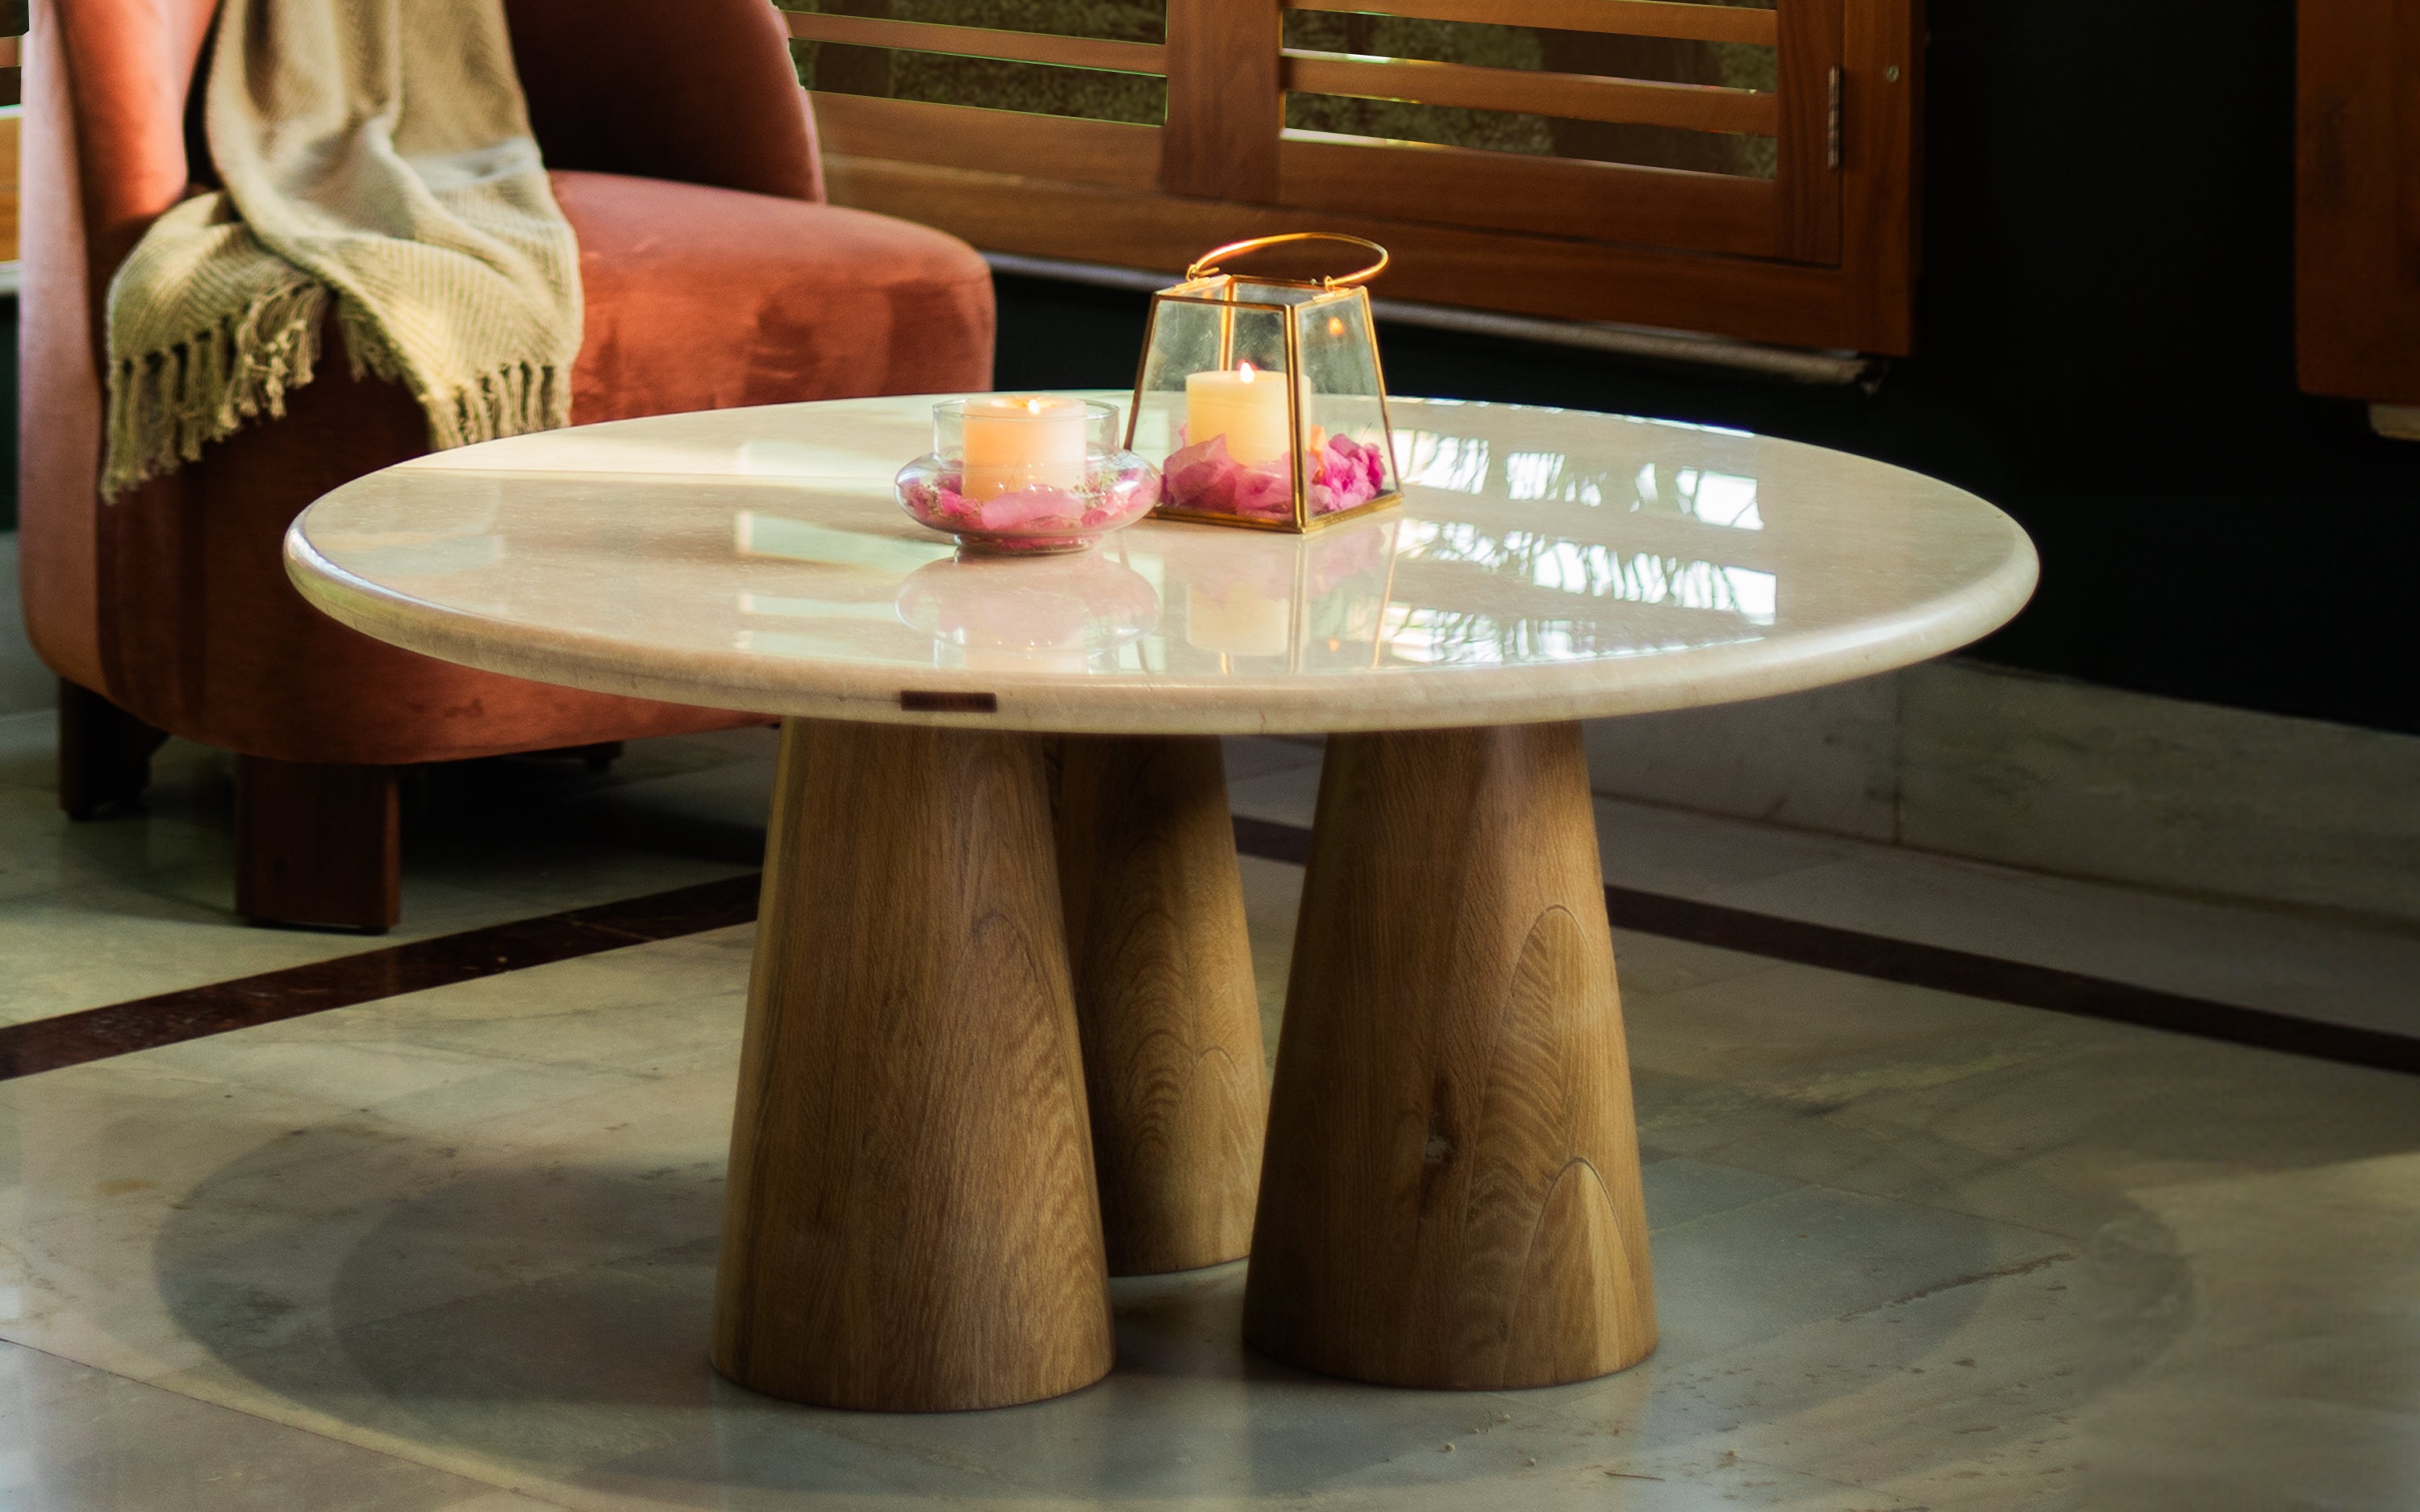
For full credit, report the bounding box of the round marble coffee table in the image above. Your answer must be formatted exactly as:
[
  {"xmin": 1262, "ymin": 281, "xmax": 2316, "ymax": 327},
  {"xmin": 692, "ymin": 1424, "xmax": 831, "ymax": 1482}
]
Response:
[{"xmin": 286, "ymin": 394, "xmax": 2035, "ymax": 1412}]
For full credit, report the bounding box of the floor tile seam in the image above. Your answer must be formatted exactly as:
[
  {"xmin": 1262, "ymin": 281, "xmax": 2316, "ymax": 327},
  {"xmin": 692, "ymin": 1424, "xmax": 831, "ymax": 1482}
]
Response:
[
  {"xmin": 1688, "ymin": 868, "xmax": 2420, "ymax": 1023},
  {"xmin": 0, "ymin": 1318, "xmax": 218, "ymax": 1398},
  {"xmin": 1597, "ymin": 886, "xmax": 2420, "ymax": 1077},
  {"xmin": 0, "ymin": 1322, "xmax": 532, "ymax": 1491},
  {"xmin": 1595, "ymin": 752, "xmax": 2398, "ymax": 934},
  {"xmin": 161, "ymin": 1034, "xmax": 678, "ymax": 1094},
  {"xmin": 1646, "ymin": 1143, "xmax": 2101, "ymax": 1248},
  {"xmin": 0, "ymin": 1330, "xmax": 172, "ymax": 1402},
  {"xmin": 153, "ymin": 1223, "xmax": 723, "ymax": 1393},
  {"xmin": 1239, "ymin": 818, "xmax": 2420, "ymax": 1069},
  {"xmin": 1627, "ymin": 1006, "xmax": 2079, "ymax": 1102},
  {"xmin": 271, "ymin": 987, "xmax": 750, "ymax": 1060},
  {"xmin": 2, "ymin": 1098, "xmax": 726, "ymax": 1280},
  {"xmin": 1524, "ymin": 1289, "xmax": 2094, "ymax": 1456},
  {"xmin": 140, "ymin": 1116, "xmax": 730, "ymax": 1248},
  {"xmin": 1635, "ymin": 1168, "xmax": 2085, "ymax": 1255},
  {"xmin": 148, "ymin": 1370, "xmax": 569, "ymax": 1507},
  {"xmin": 1588, "ymin": 813, "xmax": 1849, "ymax": 895},
  {"xmin": 154, "ymin": 1083, "xmax": 693, "ymax": 1201},
  {"xmin": 132, "ymin": 1365, "xmax": 569, "ymax": 1506},
  {"xmin": 1618, "ymin": 788, "xmax": 2420, "ymax": 964},
  {"xmin": 1701, "ymin": 843, "xmax": 2420, "ymax": 952},
  {"xmin": 804, "ymin": 1411, "xmax": 1052, "ymax": 1498}
]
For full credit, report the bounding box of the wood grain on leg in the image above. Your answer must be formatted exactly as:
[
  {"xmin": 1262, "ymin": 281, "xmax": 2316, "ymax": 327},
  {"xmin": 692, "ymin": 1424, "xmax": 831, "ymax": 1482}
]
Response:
[
  {"xmin": 1243, "ymin": 722, "xmax": 1655, "ymax": 1389},
  {"xmin": 714, "ymin": 719, "xmax": 1113, "ymax": 1411},
  {"xmin": 1055, "ymin": 735, "xmax": 1266, "ymax": 1275}
]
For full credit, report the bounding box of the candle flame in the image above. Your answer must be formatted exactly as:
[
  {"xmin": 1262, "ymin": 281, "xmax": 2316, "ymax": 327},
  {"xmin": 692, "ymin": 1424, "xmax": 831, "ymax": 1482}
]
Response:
[
  {"xmin": 1237, "ymin": 362, "xmax": 1257, "ymax": 382},
  {"xmin": 1326, "ymin": 316, "xmax": 1346, "ymax": 336},
  {"xmin": 1024, "ymin": 398, "xmax": 1046, "ymax": 413}
]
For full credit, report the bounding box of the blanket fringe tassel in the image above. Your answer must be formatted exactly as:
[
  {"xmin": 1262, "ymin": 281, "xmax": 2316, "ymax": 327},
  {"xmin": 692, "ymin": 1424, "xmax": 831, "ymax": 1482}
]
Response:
[{"xmin": 104, "ymin": 284, "xmax": 566, "ymax": 499}]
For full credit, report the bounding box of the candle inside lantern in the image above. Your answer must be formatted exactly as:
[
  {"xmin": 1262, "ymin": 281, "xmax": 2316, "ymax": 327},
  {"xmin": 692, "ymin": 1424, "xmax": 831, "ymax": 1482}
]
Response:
[
  {"xmin": 1185, "ymin": 364, "xmax": 1295, "ymax": 467},
  {"xmin": 960, "ymin": 394, "xmax": 1089, "ymax": 501}
]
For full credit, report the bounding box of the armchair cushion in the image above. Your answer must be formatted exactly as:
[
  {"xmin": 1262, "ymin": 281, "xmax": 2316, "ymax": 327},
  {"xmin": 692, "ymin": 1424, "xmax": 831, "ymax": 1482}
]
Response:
[
  {"xmin": 557, "ymin": 169, "xmax": 994, "ymax": 422},
  {"xmin": 66, "ymin": 171, "xmax": 994, "ymax": 764}
]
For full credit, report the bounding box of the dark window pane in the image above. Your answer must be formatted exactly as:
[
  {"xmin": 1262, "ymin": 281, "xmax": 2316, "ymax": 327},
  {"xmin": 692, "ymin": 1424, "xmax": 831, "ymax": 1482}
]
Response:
[
  {"xmin": 1281, "ymin": 10, "xmax": 1777, "ymax": 176},
  {"xmin": 780, "ymin": 0, "xmax": 1168, "ymax": 45},
  {"xmin": 799, "ymin": 45, "xmax": 1166, "ymax": 126},
  {"xmin": 1284, "ymin": 98, "xmax": 1775, "ymax": 180}
]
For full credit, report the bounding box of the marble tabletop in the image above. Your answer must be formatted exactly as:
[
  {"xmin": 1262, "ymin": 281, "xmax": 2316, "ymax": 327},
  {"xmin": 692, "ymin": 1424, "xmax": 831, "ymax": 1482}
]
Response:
[{"xmin": 285, "ymin": 394, "xmax": 2037, "ymax": 735}]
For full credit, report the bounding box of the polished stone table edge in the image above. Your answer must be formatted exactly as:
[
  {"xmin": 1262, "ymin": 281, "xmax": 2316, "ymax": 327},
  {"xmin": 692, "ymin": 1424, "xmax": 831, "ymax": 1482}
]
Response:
[{"xmin": 282, "ymin": 531, "xmax": 2038, "ymax": 736}]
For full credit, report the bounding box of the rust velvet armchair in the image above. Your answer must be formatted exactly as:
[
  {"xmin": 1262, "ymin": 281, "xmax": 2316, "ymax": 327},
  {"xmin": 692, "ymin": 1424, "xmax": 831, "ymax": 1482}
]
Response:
[{"xmin": 18, "ymin": 0, "xmax": 996, "ymax": 929}]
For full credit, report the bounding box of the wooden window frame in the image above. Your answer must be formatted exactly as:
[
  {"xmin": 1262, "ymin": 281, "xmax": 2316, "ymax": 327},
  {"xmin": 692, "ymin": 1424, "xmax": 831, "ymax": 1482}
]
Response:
[{"xmin": 792, "ymin": 0, "xmax": 1923, "ymax": 355}]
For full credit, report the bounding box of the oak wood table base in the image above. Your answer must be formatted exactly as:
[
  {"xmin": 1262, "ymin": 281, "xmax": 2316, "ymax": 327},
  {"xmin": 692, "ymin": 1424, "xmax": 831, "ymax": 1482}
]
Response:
[
  {"xmin": 713, "ymin": 719, "xmax": 1113, "ymax": 1411},
  {"xmin": 1055, "ymin": 735, "xmax": 1266, "ymax": 1275},
  {"xmin": 1243, "ymin": 721, "xmax": 1657, "ymax": 1389},
  {"xmin": 290, "ymin": 394, "xmax": 2038, "ymax": 1412}
]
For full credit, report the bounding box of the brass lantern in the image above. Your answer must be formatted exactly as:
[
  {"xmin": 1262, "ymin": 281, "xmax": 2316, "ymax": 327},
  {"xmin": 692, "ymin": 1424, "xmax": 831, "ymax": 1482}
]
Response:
[{"xmin": 1125, "ymin": 234, "xmax": 1402, "ymax": 533}]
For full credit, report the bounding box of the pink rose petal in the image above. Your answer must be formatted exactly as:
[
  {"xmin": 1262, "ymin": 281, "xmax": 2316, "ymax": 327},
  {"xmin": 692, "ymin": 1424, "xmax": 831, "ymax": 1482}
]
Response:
[{"xmin": 978, "ymin": 485, "xmax": 1085, "ymax": 532}]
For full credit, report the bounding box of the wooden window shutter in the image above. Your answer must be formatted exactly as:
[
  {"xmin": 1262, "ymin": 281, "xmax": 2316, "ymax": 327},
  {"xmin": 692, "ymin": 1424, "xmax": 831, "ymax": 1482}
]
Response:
[{"xmin": 790, "ymin": 0, "xmax": 1921, "ymax": 355}]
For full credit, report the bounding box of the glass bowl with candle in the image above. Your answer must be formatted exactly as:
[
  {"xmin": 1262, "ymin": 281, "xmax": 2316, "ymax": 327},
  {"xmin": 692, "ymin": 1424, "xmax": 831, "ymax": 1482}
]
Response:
[{"xmin": 895, "ymin": 396, "xmax": 1160, "ymax": 555}]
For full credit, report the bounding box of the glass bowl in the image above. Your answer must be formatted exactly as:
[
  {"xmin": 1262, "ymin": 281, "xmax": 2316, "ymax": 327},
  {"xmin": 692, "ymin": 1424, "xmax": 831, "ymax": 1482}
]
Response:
[{"xmin": 895, "ymin": 398, "xmax": 1160, "ymax": 556}]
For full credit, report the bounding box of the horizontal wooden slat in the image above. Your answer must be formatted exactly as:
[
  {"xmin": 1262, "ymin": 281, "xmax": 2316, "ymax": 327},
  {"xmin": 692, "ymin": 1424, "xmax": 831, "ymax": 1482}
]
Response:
[
  {"xmin": 811, "ymin": 93, "xmax": 1161, "ymax": 190},
  {"xmin": 0, "ymin": 36, "xmax": 17, "ymax": 69},
  {"xmin": 1279, "ymin": 131, "xmax": 1776, "ymax": 258},
  {"xmin": 1282, "ymin": 51, "xmax": 1778, "ymax": 135},
  {"xmin": 782, "ymin": 12, "xmax": 1166, "ymax": 75},
  {"xmin": 822, "ymin": 155, "xmax": 1904, "ymax": 352},
  {"xmin": 1283, "ymin": 0, "xmax": 1778, "ymax": 48}
]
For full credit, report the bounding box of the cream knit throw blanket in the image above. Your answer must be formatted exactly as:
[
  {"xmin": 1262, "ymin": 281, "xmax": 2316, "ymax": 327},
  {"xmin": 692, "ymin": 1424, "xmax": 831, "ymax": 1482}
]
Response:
[{"xmin": 102, "ymin": 0, "xmax": 581, "ymax": 498}]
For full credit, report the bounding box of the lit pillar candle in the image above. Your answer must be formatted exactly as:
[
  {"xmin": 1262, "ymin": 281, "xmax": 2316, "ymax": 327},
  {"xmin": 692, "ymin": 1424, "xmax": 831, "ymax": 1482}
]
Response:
[
  {"xmin": 961, "ymin": 395, "xmax": 1088, "ymax": 501},
  {"xmin": 1185, "ymin": 364, "xmax": 1295, "ymax": 466}
]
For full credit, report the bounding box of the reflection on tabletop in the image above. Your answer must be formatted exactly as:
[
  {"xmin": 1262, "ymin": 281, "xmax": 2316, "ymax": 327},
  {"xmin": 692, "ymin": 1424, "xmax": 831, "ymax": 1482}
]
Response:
[{"xmin": 296, "ymin": 396, "xmax": 2014, "ymax": 685}]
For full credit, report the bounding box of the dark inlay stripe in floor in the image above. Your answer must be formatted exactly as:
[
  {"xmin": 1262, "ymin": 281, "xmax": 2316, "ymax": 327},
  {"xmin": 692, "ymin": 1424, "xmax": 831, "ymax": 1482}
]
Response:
[
  {"xmin": 5, "ymin": 817, "xmax": 2412, "ymax": 1082},
  {"xmin": 1245, "ymin": 817, "xmax": 2420, "ymax": 1076},
  {"xmin": 0, "ymin": 874, "xmax": 761, "ymax": 1080}
]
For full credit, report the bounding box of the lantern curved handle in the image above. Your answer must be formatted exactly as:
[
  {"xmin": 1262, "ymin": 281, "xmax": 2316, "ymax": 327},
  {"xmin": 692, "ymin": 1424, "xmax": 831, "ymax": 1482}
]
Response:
[{"xmin": 1186, "ymin": 232, "xmax": 1389, "ymax": 289}]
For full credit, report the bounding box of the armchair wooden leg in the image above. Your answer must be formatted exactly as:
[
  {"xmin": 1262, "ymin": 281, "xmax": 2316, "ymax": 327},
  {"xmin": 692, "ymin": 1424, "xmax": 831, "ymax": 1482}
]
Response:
[
  {"xmin": 57, "ymin": 679, "xmax": 169, "ymax": 820},
  {"xmin": 235, "ymin": 755, "xmax": 402, "ymax": 932}
]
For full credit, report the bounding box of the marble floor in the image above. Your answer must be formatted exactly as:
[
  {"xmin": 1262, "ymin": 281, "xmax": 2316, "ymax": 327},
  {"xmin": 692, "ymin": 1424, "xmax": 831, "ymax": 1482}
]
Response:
[
  {"xmin": 0, "ymin": 708, "xmax": 771, "ymax": 1027},
  {"xmin": 2, "ymin": 716, "xmax": 2418, "ymax": 1510}
]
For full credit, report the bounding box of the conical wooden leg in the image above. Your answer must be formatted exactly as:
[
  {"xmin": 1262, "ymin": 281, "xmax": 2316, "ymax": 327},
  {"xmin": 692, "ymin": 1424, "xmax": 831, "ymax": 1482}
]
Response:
[
  {"xmin": 713, "ymin": 719, "xmax": 1113, "ymax": 1411},
  {"xmin": 1243, "ymin": 721, "xmax": 1656, "ymax": 1389},
  {"xmin": 1055, "ymin": 735, "xmax": 1266, "ymax": 1275}
]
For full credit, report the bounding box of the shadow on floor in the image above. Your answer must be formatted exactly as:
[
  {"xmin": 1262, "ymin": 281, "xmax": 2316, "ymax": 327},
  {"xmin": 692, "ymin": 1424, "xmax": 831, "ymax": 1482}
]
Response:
[{"xmin": 150, "ymin": 1068, "xmax": 2192, "ymax": 1506}]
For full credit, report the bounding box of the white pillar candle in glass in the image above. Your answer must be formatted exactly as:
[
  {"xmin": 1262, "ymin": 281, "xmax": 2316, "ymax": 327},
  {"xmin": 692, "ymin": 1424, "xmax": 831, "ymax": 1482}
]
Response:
[
  {"xmin": 1185, "ymin": 364, "xmax": 1295, "ymax": 466},
  {"xmin": 961, "ymin": 394, "xmax": 1089, "ymax": 501}
]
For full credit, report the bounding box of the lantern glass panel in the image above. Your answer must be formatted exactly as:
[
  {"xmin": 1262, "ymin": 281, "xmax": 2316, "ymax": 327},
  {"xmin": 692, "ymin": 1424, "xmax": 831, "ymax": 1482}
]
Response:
[
  {"xmin": 1130, "ymin": 291, "xmax": 1293, "ymax": 465},
  {"xmin": 1295, "ymin": 290, "xmax": 1396, "ymax": 518},
  {"xmin": 1129, "ymin": 236, "xmax": 1402, "ymax": 533}
]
